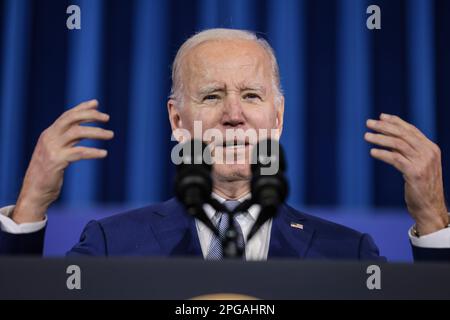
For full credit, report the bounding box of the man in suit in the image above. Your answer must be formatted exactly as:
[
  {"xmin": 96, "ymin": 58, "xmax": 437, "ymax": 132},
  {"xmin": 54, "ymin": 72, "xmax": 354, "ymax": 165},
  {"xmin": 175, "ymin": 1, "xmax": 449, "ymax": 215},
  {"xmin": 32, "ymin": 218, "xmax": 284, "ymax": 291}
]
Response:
[{"xmin": 0, "ymin": 28, "xmax": 449, "ymax": 260}]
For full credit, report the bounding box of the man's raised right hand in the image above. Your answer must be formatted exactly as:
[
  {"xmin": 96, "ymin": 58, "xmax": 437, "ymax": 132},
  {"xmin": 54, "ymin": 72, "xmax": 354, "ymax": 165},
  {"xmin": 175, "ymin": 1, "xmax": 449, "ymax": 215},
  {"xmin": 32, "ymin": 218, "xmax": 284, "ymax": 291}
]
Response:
[{"xmin": 11, "ymin": 99, "xmax": 114, "ymax": 224}]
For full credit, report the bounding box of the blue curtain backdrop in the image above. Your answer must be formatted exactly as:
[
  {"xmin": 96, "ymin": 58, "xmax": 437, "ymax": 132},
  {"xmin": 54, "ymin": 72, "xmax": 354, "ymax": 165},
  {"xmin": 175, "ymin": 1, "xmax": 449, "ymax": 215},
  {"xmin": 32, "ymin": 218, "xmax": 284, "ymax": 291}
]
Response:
[{"xmin": 1, "ymin": 0, "xmax": 449, "ymax": 212}]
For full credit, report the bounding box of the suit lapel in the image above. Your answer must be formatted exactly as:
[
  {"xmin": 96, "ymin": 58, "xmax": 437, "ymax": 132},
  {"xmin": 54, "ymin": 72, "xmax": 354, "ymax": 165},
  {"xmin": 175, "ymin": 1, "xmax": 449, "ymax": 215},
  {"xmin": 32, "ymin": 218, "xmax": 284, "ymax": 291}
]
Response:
[
  {"xmin": 149, "ymin": 198, "xmax": 314, "ymax": 259},
  {"xmin": 150, "ymin": 199, "xmax": 202, "ymax": 257},
  {"xmin": 268, "ymin": 205, "xmax": 315, "ymax": 259}
]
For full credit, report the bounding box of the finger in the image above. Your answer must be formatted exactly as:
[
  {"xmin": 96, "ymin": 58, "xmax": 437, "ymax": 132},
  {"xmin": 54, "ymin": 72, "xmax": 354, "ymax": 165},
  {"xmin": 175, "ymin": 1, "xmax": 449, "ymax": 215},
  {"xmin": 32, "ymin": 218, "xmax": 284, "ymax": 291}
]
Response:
[
  {"xmin": 56, "ymin": 109, "xmax": 110, "ymax": 131},
  {"xmin": 366, "ymin": 118, "xmax": 421, "ymax": 151},
  {"xmin": 71, "ymin": 99, "xmax": 99, "ymax": 111},
  {"xmin": 57, "ymin": 99, "xmax": 100, "ymax": 126},
  {"xmin": 379, "ymin": 113, "xmax": 427, "ymax": 142},
  {"xmin": 61, "ymin": 126, "xmax": 114, "ymax": 146},
  {"xmin": 364, "ymin": 132, "xmax": 417, "ymax": 160},
  {"xmin": 369, "ymin": 148, "xmax": 410, "ymax": 173},
  {"xmin": 65, "ymin": 147, "xmax": 108, "ymax": 162}
]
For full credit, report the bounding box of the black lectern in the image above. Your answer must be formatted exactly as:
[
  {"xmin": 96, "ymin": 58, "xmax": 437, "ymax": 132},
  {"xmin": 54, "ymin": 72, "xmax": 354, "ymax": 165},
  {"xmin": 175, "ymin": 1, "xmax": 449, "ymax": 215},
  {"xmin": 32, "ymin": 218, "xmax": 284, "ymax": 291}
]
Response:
[{"xmin": 0, "ymin": 257, "xmax": 449, "ymax": 299}]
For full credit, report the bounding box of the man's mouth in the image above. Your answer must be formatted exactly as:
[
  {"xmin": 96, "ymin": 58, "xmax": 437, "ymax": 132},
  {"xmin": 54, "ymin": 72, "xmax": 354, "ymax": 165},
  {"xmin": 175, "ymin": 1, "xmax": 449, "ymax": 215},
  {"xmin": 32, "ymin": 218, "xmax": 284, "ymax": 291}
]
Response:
[{"xmin": 221, "ymin": 140, "xmax": 251, "ymax": 148}]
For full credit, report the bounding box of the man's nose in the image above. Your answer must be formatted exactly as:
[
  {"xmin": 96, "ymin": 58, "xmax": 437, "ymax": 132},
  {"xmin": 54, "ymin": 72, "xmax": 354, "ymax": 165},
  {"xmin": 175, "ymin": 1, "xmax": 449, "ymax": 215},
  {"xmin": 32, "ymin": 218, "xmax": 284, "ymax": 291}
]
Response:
[{"xmin": 222, "ymin": 96, "xmax": 245, "ymax": 127}]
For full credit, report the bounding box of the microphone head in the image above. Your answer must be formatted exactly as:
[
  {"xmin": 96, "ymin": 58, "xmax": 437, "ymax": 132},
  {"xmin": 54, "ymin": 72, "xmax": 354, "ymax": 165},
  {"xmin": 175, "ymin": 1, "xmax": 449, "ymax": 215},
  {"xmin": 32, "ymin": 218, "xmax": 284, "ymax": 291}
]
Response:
[
  {"xmin": 174, "ymin": 139, "xmax": 212, "ymax": 212},
  {"xmin": 251, "ymin": 139, "xmax": 288, "ymax": 208},
  {"xmin": 251, "ymin": 138, "xmax": 286, "ymax": 177}
]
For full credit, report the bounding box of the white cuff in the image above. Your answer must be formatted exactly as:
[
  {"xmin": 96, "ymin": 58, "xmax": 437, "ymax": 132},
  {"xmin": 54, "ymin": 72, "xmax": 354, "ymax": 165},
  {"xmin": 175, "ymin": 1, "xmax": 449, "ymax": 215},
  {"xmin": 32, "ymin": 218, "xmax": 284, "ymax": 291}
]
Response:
[
  {"xmin": 0, "ymin": 205, "xmax": 47, "ymax": 234},
  {"xmin": 409, "ymin": 215, "xmax": 450, "ymax": 248}
]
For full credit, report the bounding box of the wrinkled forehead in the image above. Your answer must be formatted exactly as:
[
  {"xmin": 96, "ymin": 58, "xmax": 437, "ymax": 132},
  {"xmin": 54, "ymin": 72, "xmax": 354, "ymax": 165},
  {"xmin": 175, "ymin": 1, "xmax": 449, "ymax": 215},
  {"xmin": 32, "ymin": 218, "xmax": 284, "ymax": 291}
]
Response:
[{"xmin": 181, "ymin": 40, "xmax": 274, "ymax": 93}]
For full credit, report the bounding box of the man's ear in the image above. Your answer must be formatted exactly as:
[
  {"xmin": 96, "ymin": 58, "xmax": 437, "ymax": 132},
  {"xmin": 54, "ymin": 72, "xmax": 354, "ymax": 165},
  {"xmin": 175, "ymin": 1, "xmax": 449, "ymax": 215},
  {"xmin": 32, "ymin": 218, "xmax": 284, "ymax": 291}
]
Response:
[
  {"xmin": 275, "ymin": 96, "xmax": 285, "ymax": 138},
  {"xmin": 167, "ymin": 99, "xmax": 183, "ymax": 132}
]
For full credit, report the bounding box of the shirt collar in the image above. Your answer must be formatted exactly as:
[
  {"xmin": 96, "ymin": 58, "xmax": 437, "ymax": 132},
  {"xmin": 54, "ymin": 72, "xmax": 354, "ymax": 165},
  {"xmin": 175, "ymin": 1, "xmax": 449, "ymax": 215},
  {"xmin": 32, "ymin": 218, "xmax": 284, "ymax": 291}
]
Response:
[{"xmin": 199, "ymin": 192, "xmax": 260, "ymax": 231}]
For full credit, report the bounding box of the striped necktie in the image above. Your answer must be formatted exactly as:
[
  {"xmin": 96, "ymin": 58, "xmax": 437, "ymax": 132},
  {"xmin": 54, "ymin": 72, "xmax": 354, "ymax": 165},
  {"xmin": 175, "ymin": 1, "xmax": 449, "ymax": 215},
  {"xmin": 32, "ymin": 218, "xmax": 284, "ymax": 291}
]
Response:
[{"xmin": 206, "ymin": 200, "xmax": 245, "ymax": 260}]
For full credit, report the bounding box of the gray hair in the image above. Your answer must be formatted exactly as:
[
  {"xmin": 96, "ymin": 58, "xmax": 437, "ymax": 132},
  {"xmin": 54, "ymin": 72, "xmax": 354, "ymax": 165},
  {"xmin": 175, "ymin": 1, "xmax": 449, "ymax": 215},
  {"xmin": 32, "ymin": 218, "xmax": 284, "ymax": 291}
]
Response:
[{"xmin": 170, "ymin": 28, "xmax": 283, "ymax": 107}]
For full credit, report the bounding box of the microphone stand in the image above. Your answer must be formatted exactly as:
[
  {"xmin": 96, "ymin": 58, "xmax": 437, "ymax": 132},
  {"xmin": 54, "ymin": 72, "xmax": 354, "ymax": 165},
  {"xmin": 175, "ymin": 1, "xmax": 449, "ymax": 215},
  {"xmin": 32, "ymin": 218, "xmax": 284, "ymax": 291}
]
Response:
[{"xmin": 177, "ymin": 139, "xmax": 287, "ymax": 259}]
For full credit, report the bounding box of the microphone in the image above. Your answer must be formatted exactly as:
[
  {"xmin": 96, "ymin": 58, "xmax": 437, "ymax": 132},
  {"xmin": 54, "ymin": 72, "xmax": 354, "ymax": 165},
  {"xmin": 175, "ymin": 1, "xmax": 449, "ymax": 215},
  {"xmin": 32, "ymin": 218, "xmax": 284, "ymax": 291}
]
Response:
[
  {"xmin": 174, "ymin": 139, "xmax": 218, "ymax": 235},
  {"xmin": 248, "ymin": 139, "xmax": 288, "ymax": 240}
]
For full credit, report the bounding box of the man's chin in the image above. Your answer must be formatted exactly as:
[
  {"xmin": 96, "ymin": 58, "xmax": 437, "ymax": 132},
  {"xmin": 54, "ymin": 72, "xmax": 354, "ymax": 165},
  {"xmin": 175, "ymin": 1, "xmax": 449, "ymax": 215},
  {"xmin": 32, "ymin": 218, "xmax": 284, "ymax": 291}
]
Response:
[{"xmin": 213, "ymin": 164, "xmax": 251, "ymax": 181}]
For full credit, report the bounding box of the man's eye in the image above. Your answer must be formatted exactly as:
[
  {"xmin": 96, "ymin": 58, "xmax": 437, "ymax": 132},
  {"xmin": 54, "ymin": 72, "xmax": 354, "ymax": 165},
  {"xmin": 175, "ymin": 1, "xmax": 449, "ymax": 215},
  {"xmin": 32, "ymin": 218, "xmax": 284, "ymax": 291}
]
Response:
[
  {"xmin": 203, "ymin": 94, "xmax": 220, "ymax": 101},
  {"xmin": 243, "ymin": 93, "xmax": 261, "ymax": 101}
]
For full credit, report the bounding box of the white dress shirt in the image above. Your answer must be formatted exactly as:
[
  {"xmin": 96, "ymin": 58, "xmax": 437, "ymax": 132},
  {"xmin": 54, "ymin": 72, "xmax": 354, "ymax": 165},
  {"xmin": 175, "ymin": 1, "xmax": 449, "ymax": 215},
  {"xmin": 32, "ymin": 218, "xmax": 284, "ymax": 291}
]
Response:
[
  {"xmin": 196, "ymin": 193, "xmax": 272, "ymax": 260},
  {"xmin": 0, "ymin": 205, "xmax": 47, "ymax": 234},
  {"xmin": 1, "ymin": 199, "xmax": 450, "ymax": 254}
]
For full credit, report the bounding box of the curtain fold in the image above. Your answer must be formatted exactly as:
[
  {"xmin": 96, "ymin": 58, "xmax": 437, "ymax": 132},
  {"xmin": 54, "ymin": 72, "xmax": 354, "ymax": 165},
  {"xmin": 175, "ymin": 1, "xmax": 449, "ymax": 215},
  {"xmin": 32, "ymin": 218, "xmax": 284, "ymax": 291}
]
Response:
[{"xmin": 0, "ymin": 0, "xmax": 448, "ymax": 211}]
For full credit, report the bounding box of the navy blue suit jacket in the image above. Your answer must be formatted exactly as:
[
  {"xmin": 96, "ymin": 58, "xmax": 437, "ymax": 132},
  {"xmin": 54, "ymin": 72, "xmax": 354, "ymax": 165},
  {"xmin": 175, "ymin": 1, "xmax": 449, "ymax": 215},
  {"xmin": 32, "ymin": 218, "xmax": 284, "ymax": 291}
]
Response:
[{"xmin": 1, "ymin": 198, "xmax": 449, "ymax": 261}]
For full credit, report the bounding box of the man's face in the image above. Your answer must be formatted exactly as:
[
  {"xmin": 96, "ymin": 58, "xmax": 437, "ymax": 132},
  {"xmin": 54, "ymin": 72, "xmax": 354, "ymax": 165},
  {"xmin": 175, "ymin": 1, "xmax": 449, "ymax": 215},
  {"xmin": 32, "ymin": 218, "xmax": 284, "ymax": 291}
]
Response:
[{"xmin": 168, "ymin": 39, "xmax": 284, "ymax": 183}]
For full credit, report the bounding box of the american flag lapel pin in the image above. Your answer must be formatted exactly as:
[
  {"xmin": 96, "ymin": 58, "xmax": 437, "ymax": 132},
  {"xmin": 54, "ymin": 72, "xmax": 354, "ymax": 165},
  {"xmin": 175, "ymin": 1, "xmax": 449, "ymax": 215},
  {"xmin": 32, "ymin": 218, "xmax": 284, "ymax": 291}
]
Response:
[{"xmin": 290, "ymin": 222, "xmax": 303, "ymax": 230}]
